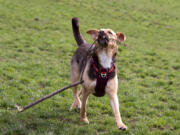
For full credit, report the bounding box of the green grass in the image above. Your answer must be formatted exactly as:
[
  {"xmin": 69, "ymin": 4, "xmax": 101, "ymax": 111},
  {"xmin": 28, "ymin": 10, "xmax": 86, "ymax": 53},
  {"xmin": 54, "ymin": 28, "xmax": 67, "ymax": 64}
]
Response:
[{"xmin": 0, "ymin": 0, "xmax": 180, "ymax": 134}]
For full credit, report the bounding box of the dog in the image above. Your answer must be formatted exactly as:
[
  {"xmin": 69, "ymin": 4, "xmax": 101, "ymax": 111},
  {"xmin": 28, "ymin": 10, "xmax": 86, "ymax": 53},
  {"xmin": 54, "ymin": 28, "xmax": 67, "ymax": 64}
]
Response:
[{"xmin": 69, "ymin": 17, "xmax": 127, "ymax": 130}]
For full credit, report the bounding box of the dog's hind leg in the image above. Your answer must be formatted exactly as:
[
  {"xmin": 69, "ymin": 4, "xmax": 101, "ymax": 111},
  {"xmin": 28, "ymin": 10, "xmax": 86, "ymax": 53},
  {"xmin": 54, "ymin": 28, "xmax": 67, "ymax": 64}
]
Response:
[
  {"xmin": 69, "ymin": 86, "xmax": 82, "ymax": 111},
  {"xmin": 78, "ymin": 88, "xmax": 82, "ymax": 97},
  {"xmin": 69, "ymin": 61, "xmax": 82, "ymax": 111}
]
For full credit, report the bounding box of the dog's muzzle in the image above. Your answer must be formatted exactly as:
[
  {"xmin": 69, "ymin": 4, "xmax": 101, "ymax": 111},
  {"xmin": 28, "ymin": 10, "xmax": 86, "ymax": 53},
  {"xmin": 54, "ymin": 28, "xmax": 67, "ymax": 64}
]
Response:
[{"xmin": 97, "ymin": 31, "xmax": 109, "ymax": 47}]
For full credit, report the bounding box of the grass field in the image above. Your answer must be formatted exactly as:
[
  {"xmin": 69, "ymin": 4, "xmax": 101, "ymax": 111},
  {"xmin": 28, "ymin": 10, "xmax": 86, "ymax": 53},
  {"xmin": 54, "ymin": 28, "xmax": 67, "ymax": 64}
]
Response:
[{"xmin": 0, "ymin": 0, "xmax": 180, "ymax": 134}]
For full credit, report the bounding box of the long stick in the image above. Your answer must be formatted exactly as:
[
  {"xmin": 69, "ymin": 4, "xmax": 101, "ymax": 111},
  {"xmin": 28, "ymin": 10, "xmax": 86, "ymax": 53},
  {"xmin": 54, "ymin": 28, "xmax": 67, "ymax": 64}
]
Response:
[
  {"xmin": 15, "ymin": 80, "xmax": 84, "ymax": 112},
  {"xmin": 15, "ymin": 40, "xmax": 95, "ymax": 112}
]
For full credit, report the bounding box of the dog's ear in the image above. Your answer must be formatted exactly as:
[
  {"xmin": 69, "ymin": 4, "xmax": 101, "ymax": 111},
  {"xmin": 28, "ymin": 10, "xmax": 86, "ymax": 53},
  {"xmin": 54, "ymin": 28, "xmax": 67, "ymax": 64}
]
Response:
[
  {"xmin": 86, "ymin": 29, "xmax": 99, "ymax": 40},
  {"xmin": 116, "ymin": 32, "xmax": 126, "ymax": 43}
]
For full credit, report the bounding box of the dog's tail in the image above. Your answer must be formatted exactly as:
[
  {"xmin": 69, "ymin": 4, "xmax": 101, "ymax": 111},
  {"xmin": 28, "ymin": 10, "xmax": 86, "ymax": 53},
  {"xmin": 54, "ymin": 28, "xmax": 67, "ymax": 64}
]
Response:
[{"xmin": 72, "ymin": 17, "xmax": 86, "ymax": 46}]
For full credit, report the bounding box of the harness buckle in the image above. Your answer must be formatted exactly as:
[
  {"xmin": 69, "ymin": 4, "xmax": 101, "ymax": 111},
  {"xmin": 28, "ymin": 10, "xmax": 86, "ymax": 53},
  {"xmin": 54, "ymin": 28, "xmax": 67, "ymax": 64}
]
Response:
[{"xmin": 100, "ymin": 71, "xmax": 107, "ymax": 78}]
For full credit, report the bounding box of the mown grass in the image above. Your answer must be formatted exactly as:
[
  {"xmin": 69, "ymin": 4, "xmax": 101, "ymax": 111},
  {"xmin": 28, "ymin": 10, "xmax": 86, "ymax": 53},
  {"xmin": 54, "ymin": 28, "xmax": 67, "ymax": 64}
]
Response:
[{"xmin": 0, "ymin": 0, "xmax": 180, "ymax": 134}]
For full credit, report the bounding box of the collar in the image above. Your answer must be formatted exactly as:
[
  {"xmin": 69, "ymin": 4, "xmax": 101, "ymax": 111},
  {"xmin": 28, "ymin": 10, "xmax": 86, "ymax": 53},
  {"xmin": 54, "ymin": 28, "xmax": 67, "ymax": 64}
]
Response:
[{"xmin": 90, "ymin": 56, "xmax": 115, "ymax": 79}]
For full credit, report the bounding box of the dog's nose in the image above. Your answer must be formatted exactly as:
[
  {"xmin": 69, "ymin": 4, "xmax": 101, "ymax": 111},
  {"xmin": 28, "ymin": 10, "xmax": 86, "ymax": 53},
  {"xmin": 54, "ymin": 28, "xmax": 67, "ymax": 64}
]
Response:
[
  {"xmin": 99, "ymin": 31, "xmax": 106, "ymax": 39},
  {"xmin": 99, "ymin": 30, "xmax": 105, "ymax": 35}
]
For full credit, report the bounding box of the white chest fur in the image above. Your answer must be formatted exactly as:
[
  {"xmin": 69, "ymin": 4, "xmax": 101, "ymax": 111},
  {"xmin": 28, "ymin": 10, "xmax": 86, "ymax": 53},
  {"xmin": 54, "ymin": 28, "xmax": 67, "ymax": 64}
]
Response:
[{"xmin": 98, "ymin": 50, "xmax": 112, "ymax": 68}]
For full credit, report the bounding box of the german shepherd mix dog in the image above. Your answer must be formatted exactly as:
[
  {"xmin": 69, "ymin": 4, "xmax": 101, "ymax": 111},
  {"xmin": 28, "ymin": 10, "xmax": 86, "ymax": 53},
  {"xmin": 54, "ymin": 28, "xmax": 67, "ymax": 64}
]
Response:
[{"xmin": 70, "ymin": 17, "xmax": 127, "ymax": 130}]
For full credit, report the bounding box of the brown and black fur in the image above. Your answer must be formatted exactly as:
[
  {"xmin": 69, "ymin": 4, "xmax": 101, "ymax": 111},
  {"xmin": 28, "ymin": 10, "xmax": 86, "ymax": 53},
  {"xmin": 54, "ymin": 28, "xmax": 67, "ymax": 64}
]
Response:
[
  {"xmin": 69, "ymin": 17, "xmax": 127, "ymax": 130},
  {"xmin": 71, "ymin": 18, "xmax": 93, "ymax": 74}
]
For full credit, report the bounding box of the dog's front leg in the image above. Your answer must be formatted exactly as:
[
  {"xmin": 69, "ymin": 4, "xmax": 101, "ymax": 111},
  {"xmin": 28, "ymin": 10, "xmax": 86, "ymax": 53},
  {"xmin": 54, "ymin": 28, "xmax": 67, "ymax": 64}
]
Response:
[
  {"xmin": 80, "ymin": 88, "xmax": 90, "ymax": 124},
  {"xmin": 108, "ymin": 93, "xmax": 127, "ymax": 130}
]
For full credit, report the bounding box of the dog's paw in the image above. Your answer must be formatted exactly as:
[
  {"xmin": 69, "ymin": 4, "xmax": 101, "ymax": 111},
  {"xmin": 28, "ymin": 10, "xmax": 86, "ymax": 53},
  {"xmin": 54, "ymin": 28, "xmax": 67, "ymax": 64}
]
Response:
[
  {"xmin": 69, "ymin": 105, "xmax": 81, "ymax": 111},
  {"xmin": 69, "ymin": 99, "xmax": 81, "ymax": 111},
  {"xmin": 118, "ymin": 123, "xmax": 128, "ymax": 131},
  {"xmin": 80, "ymin": 117, "xmax": 89, "ymax": 124}
]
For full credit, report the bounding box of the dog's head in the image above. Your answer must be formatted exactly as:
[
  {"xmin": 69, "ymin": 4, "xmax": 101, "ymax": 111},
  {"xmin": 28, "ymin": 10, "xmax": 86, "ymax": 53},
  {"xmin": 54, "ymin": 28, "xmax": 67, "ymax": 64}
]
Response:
[
  {"xmin": 87, "ymin": 29, "xmax": 126, "ymax": 66},
  {"xmin": 87, "ymin": 29, "xmax": 126, "ymax": 47}
]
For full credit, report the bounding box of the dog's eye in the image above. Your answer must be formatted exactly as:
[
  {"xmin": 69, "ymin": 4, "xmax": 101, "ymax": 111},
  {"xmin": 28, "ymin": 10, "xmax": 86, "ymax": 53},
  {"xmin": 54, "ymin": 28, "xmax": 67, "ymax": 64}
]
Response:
[{"xmin": 108, "ymin": 31, "xmax": 112, "ymax": 34}]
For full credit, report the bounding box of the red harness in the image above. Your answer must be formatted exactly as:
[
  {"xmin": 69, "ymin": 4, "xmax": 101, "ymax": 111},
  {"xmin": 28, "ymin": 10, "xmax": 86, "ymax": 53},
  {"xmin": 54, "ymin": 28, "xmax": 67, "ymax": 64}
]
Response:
[{"xmin": 91, "ymin": 57, "xmax": 116, "ymax": 97}]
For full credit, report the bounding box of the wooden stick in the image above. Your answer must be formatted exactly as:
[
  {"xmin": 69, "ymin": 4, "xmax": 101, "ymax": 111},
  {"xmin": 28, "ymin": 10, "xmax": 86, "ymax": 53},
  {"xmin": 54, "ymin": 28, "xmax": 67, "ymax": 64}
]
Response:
[
  {"xmin": 15, "ymin": 80, "xmax": 84, "ymax": 112},
  {"xmin": 14, "ymin": 38, "xmax": 95, "ymax": 112}
]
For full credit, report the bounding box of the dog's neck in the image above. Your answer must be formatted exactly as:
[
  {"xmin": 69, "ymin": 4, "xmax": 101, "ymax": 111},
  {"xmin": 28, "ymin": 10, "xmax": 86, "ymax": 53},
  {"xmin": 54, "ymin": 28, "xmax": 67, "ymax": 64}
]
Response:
[
  {"xmin": 98, "ymin": 49, "xmax": 112, "ymax": 69},
  {"xmin": 93, "ymin": 49, "xmax": 114, "ymax": 69}
]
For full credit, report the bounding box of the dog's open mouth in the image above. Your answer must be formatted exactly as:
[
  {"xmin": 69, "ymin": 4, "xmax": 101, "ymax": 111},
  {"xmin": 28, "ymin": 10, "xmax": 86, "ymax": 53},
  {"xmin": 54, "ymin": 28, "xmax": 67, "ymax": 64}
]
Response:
[{"xmin": 97, "ymin": 31, "xmax": 109, "ymax": 47}]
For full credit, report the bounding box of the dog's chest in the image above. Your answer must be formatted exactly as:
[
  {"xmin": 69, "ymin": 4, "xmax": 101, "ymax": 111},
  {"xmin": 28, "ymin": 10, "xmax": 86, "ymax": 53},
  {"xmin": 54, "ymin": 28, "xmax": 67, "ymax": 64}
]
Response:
[{"xmin": 98, "ymin": 50, "xmax": 112, "ymax": 69}]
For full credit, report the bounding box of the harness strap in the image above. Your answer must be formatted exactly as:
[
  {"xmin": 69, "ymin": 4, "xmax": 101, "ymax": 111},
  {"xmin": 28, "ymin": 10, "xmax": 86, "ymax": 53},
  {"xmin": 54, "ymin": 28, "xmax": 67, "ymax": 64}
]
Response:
[{"xmin": 91, "ymin": 57, "xmax": 115, "ymax": 75}]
